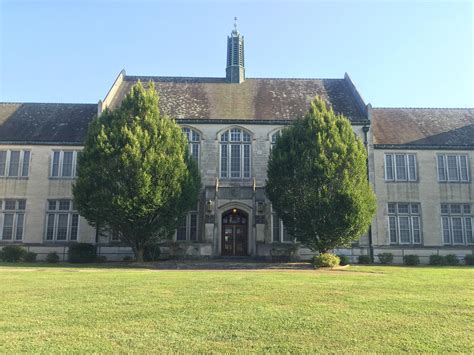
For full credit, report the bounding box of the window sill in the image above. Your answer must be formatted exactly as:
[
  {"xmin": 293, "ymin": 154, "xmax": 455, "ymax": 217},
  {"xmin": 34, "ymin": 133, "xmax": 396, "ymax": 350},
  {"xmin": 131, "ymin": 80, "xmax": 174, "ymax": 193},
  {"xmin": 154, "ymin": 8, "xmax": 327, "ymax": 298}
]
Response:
[
  {"xmin": 0, "ymin": 177, "xmax": 29, "ymax": 180},
  {"xmin": 438, "ymin": 181, "xmax": 471, "ymax": 184},
  {"xmin": 49, "ymin": 177, "xmax": 77, "ymax": 180},
  {"xmin": 384, "ymin": 180, "xmax": 418, "ymax": 183}
]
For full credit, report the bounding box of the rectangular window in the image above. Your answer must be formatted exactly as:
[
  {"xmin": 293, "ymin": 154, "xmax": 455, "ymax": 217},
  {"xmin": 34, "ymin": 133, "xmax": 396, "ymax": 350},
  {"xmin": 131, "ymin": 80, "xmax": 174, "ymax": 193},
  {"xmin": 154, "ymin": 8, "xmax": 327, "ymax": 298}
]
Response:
[
  {"xmin": 0, "ymin": 151, "xmax": 6, "ymax": 176},
  {"xmin": 8, "ymin": 151, "xmax": 20, "ymax": 177},
  {"xmin": 62, "ymin": 152, "xmax": 74, "ymax": 177},
  {"xmin": 440, "ymin": 203, "xmax": 473, "ymax": 245},
  {"xmin": 21, "ymin": 151, "xmax": 30, "ymax": 177},
  {"xmin": 175, "ymin": 211, "xmax": 198, "ymax": 242},
  {"xmin": 385, "ymin": 154, "xmax": 417, "ymax": 181},
  {"xmin": 438, "ymin": 154, "xmax": 470, "ymax": 182},
  {"xmin": 230, "ymin": 144, "xmax": 241, "ymax": 178},
  {"xmin": 272, "ymin": 211, "xmax": 294, "ymax": 243},
  {"xmin": 1, "ymin": 199, "xmax": 27, "ymax": 241},
  {"xmin": 243, "ymin": 144, "xmax": 250, "ymax": 178},
  {"xmin": 45, "ymin": 199, "xmax": 79, "ymax": 242},
  {"xmin": 220, "ymin": 145, "xmax": 228, "ymax": 178},
  {"xmin": 191, "ymin": 143, "xmax": 199, "ymax": 162},
  {"xmin": 272, "ymin": 213, "xmax": 281, "ymax": 242},
  {"xmin": 50, "ymin": 151, "xmax": 79, "ymax": 178},
  {"xmin": 0, "ymin": 150, "xmax": 30, "ymax": 178},
  {"xmin": 387, "ymin": 202, "xmax": 422, "ymax": 245},
  {"xmin": 385, "ymin": 155, "xmax": 394, "ymax": 180}
]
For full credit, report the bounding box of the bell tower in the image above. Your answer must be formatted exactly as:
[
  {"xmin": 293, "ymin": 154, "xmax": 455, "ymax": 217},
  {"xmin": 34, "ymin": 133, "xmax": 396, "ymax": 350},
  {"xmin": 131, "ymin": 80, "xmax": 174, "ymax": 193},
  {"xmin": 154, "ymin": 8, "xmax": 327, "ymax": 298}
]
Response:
[{"xmin": 226, "ymin": 17, "xmax": 245, "ymax": 83}]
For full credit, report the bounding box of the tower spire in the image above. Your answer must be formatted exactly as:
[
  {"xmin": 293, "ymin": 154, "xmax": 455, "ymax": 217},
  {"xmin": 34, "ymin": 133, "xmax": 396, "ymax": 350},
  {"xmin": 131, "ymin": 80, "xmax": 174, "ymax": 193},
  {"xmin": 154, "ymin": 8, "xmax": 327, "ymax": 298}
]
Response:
[{"xmin": 226, "ymin": 17, "xmax": 245, "ymax": 83}]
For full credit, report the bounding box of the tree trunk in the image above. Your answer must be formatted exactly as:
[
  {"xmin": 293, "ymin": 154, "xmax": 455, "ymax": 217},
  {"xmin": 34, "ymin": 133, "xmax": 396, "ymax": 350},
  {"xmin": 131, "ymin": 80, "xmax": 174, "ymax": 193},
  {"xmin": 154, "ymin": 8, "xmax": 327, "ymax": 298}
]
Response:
[{"xmin": 135, "ymin": 247, "xmax": 144, "ymax": 262}]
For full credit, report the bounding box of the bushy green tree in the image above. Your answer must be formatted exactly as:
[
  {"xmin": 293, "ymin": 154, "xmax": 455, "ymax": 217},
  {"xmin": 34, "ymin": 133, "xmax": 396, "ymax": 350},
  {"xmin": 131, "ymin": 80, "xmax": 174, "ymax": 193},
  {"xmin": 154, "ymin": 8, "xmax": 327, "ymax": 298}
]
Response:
[
  {"xmin": 73, "ymin": 82, "xmax": 201, "ymax": 261},
  {"xmin": 266, "ymin": 97, "xmax": 376, "ymax": 253}
]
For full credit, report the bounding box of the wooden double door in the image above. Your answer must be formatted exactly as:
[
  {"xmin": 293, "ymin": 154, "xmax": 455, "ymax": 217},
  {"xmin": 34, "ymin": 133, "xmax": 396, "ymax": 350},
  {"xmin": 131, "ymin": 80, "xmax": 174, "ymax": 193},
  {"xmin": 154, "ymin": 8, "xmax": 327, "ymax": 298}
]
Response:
[{"xmin": 221, "ymin": 209, "xmax": 248, "ymax": 256}]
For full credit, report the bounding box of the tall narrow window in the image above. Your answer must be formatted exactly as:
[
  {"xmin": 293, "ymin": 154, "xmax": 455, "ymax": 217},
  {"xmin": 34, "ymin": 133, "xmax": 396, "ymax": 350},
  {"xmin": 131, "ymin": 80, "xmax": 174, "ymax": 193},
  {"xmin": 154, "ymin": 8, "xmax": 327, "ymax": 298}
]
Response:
[
  {"xmin": 384, "ymin": 154, "xmax": 417, "ymax": 181},
  {"xmin": 181, "ymin": 127, "xmax": 201, "ymax": 163},
  {"xmin": 220, "ymin": 128, "xmax": 252, "ymax": 179},
  {"xmin": 0, "ymin": 199, "xmax": 26, "ymax": 241},
  {"xmin": 387, "ymin": 202, "xmax": 422, "ymax": 245},
  {"xmin": 441, "ymin": 203, "xmax": 473, "ymax": 245},
  {"xmin": 45, "ymin": 199, "xmax": 79, "ymax": 242},
  {"xmin": 437, "ymin": 154, "xmax": 470, "ymax": 182},
  {"xmin": 175, "ymin": 211, "xmax": 198, "ymax": 242},
  {"xmin": 272, "ymin": 211, "xmax": 294, "ymax": 243}
]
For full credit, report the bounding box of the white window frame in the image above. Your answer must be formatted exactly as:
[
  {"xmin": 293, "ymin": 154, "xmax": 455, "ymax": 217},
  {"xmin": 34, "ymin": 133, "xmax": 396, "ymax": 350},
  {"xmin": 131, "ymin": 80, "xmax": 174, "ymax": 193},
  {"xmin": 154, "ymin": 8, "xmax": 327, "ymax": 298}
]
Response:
[
  {"xmin": 44, "ymin": 199, "xmax": 80, "ymax": 242},
  {"xmin": 271, "ymin": 210, "xmax": 294, "ymax": 243},
  {"xmin": 219, "ymin": 128, "xmax": 252, "ymax": 179},
  {"xmin": 0, "ymin": 199, "xmax": 26, "ymax": 241},
  {"xmin": 175, "ymin": 211, "xmax": 198, "ymax": 242},
  {"xmin": 437, "ymin": 154, "xmax": 470, "ymax": 182},
  {"xmin": 387, "ymin": 202, "xmax": 422, "ymax": 245},
  {"xmin": 181, "ymin": 127, "xmax": 201, "ymax": 165},
  {"xmin": 440, "ymin": 203, "xmax": 473, "ymax": 245},
  {"xmin": 50, "ymin": 150, "xmax": 79, "ymax": 179},
  {"xmin": 0, "ymin": 150, "xmax": 31, "ymax": 178},
  {"xmin": 384, "ymin": 153, "xmax": 417, "ymax": 182}
]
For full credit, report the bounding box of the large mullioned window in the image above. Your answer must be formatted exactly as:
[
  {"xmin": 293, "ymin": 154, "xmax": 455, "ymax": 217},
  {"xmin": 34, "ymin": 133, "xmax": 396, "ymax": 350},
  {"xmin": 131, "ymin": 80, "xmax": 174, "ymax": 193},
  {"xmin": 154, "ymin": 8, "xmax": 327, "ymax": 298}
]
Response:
[
  {"xmin": 176, "ymin": 211, "xmax": 198, "ymax": 241},
  {"xmin": 182, "ymin": 127, "xmax": 200, "ymax": 163},
  {"xmin": 384, "ymin": 153, "xmax": 417, "ymax": 181},
  {"xmin": 437, "ymin": 155, "xmax": 469, "ymax": 182},
  {"xmin": 272, "ymin": 212, "xmax": 293, "ymax": 243},
  {"xmin": 441, "ymin": 203, "xmax": 473, "ymax": 245},
  {"xmin": 45, "ymin": 199, "xmax": 79, "ymax": 242},
  {"xmin": 387, "ymin": 203, "xmax": 422, "ymax": 245},
  {"xmin": 0, "ymin": 199, "xmax": 26, "ymax": 241},
  {"xmin": 50, "ymin": 151, "xmax": 80, "ymax": 178},
  {"xmin": 0, "ymin": 150, "xmax": 30, "ymax": 178},
  {"xmin": 220, "ymin": 128, "xmax": 251, "ymax": 179}
]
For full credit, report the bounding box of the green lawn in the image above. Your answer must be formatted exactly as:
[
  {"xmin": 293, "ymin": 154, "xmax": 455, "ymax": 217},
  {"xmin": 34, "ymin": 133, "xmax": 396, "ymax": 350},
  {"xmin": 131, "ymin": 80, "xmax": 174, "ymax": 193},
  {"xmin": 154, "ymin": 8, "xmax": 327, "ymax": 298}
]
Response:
[{"xmin": 0, "ymin": 264, "xmax": 473, "ymax": 353}]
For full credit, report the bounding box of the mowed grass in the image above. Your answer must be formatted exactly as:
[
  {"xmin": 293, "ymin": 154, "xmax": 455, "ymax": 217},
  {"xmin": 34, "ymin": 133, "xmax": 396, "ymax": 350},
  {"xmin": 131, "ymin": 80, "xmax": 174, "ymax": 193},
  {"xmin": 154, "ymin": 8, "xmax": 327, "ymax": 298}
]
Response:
[{"xmin": 0, "ymin": 264, "xmax": 473, "ymax": 353}]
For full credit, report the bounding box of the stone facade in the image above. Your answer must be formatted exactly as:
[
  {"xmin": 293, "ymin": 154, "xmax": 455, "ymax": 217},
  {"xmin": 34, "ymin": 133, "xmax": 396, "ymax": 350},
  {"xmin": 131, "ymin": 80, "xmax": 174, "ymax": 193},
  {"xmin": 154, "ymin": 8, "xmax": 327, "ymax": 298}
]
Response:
[{"xmin": 0, "ymin": 28, "xmax": 473, "ymax": 263}]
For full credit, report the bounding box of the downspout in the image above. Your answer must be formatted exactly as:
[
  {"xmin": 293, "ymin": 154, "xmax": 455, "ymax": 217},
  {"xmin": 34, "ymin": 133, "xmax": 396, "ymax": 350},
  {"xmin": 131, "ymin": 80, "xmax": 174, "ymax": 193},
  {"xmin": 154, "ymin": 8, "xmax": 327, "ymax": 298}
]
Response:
[{"xmin": 362, "ymin": 125, "xmax": 374, "ymax": 263}]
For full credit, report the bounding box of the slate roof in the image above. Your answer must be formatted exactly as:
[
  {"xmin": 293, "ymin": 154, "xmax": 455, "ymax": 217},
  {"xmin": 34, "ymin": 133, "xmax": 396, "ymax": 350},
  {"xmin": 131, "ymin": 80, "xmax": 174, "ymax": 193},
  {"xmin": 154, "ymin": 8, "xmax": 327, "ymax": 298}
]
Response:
[
  {"xmin": 372, "ymin": 108, "xmax": 474, "ymax": 148},
  {"xmin": 0, "ymin": 103, "xmax": 97, "ymax": 144},
  {"xmin": 107, "ymin": 76, "xmax": 368, "ymax": 122}
]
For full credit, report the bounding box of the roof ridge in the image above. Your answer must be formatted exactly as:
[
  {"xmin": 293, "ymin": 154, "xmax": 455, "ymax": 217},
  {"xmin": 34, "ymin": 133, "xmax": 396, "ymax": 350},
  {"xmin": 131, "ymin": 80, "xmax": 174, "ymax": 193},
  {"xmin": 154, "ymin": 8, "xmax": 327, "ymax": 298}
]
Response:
[
  {"xmin": 0, "ymin": 102, "xmax": 96, "ymax": 105},
  {"xmin": 124, "ymin": 75, "xmax": 342, "ymax": 81}
]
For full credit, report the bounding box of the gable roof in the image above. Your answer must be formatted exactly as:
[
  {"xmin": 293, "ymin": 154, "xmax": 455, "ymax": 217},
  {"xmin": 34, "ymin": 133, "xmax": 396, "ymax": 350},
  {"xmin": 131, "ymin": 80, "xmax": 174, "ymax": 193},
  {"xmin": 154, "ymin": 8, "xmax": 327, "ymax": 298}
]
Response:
[
  {"xmin": 105, "ymin": 75, "xmax": 369, "ymax": 123},
  {"xmin": 0, "ymin": 103, "xmax": 97, "ymax": 144},
  {"xmin": 372, "ymin": 108, "xmax": 474, "ymax": 148}
]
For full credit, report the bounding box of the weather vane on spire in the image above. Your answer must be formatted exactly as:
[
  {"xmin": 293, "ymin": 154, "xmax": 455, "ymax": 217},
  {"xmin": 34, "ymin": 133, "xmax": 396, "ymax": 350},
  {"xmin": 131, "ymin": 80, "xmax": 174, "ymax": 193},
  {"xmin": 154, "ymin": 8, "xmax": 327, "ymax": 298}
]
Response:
[{"xmin": 234, "ymin": 16, "xmax": 238, "ymax": 31}]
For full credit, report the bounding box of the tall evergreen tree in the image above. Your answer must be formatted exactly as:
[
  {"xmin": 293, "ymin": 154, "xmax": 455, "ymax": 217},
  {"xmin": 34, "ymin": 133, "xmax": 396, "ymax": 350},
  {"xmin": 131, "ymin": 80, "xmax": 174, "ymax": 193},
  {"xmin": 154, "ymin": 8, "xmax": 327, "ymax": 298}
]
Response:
[
  {"xmin": 73, "ymin": 82, "xmax": 201, "ymax": 261},
  {"xmin": 266, "ymin": 97, "xmax": 376, "ymax": 253}
]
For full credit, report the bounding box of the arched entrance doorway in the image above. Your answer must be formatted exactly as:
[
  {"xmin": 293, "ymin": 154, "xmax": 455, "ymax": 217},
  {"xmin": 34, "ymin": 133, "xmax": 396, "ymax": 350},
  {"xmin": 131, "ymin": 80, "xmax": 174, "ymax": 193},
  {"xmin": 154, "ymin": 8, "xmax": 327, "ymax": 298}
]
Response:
[{"xmin": 221, "ymin": 208, "xmax": 248, "ymax": 256}]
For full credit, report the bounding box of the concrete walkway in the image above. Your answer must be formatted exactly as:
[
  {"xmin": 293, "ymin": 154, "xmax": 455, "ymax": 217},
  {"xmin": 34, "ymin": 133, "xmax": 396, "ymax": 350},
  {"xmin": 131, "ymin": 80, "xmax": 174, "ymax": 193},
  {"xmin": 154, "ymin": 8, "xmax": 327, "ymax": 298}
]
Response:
[{"xmin": 132, "ymin": 259, "xmax": 313, "ymax": 270}]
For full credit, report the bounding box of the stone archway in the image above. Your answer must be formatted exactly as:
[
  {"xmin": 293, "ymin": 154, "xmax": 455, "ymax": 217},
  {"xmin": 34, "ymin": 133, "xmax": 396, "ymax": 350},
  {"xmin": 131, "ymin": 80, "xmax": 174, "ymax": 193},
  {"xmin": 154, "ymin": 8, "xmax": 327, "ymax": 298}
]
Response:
[{"xmin": 221, "ymin": 208, "xmax": 249, "ymax": 256}]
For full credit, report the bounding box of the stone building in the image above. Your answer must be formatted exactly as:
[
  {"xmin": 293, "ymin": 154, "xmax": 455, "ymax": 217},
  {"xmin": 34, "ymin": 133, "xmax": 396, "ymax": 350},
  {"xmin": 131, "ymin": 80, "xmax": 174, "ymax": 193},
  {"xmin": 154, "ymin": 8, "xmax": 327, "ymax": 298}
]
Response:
[{"xmin": 0, "ymin": 26, "xmax": 473, "ymax": 263}]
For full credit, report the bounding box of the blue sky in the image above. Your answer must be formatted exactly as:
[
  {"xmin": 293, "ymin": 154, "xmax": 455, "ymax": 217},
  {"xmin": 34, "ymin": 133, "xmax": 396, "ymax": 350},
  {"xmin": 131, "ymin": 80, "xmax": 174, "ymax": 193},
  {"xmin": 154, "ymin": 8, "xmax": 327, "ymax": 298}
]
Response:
[{"xmin": 0, "ymin": 0, "xmax": 473, "ymax": 107}]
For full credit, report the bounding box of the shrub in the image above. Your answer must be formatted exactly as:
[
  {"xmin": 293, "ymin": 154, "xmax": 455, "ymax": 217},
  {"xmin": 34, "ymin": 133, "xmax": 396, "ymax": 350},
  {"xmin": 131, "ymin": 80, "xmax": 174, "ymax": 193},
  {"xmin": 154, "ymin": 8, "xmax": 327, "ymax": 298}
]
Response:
[
  {"xmin": 337, "ymin": 255, "xmax": 350, "ymax": 266},
  {"xmin": 46, "ymin": 252, "xmax": 60, "ymax": 263},
  {"xmin": 312, "ymin": 253, "xmax": 340, "ymax": 268},
  {"xmin": 123, "ymin": 256, "xmax": 134, "ymax": 262},
  {"xmin": 358, "ymin": 255, "xmax": 371, "ymax": 264},
  {"xmin": 378, "ymin": 253, "xmax": 394, "ymax": 264},
  {"xmin": 0, "ymin": 245, "xmax": 27, "ymax": 262},
  {"xmin": 143, "ymin": 244, "xmax": 161, "ymax": 262},
  {"xmin": 95, "ymin": 255, "xmax": 107, "ymax": 263},
  {"xmin": 429, "ymin": 254, "xmax": 445, "ymax": 266},
  {"xmin": 403, "ymin": 254, "xmax": 420, "ymax": 266},
  {"xmin": 23, "ymin": 251, "xmax": 37, "ymax": 263},
  {"xmin": 68, "ymin": 243, "xmax": 97, "ymax": 263},
  {"xmin": 444, "ymin": 254, "xmax": 459, "ymax": 266},
  {"xmin": 464, "ymin": 254, "xmax": 474, "ymax": 266}
]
